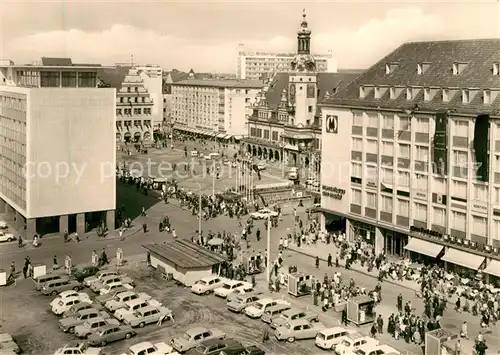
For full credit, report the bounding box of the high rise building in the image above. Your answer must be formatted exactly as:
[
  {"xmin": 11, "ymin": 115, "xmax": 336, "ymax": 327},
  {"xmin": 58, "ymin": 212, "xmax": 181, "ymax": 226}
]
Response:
[
  {"xmin": 320, "ymin": 39, "xmax": 500, "ymax": 282},
  {"xmin": 0, "ymin": 57, "xmax": 116, "ymax": 238}
]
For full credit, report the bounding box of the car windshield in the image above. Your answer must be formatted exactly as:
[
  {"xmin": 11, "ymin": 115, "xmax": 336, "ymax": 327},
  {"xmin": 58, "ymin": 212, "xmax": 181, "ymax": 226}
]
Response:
[
  {"xmin": 222, "ymin": 284, "xmax": 232, "ymax": 289},
  {"xmin": 113, "ymin": 295, "xmax": 122, "ymax": 301},
  {"xmin": 235, "ymin": 297, "xmax": 245, "ymax": 304},
  {"xmin": 195, "ymin": 345, "xmax": 207, "ymax": 353},
  {"xmin": 341, "ymin": 340, "xmax": 351, "ymax": 347},
  {"xmin": 79, "ymin": 344, "xmax": 88, "ymax": 352},
  {"xmin": 133, "ymin": 311, "xmax": 141, "ymax": 317},
  {"xmin": 125, "ymin": 349, "xmax": 136, "ymax": 355},
  {"xmin": 58, "ymin": 300, "xmax": 64, "ymax": 306},
  {"xmin": 83, "ymin": 321, "xmax": 92, "ymax": 328},
  {"xmin": 354, "ymin": 350, "xmax": 366, "ymax": 355},
  {"xmin": 285, "ymin": 323, "xmax": 292, "ymax": 330},
  {"xmin": 254, "ymin": 303, "xmax": 264, "ymax": 310},
  {"xmin": 182, "ymin": 333, "xmax": 192, "ymax": 341},
  {"xmin": 317, "ymin": 333, "xmax": 326, "ymax": 340},
  {"xmin": 281, "ymin": 313, "xmax": 291, "ymax": 320},
  {"xmin": 197, "ymin": 280, "xmax": 208, "ymax": 285},
  {"xmin": 123, "ymin": 304, "xmax": 132, "ymax": 311}
]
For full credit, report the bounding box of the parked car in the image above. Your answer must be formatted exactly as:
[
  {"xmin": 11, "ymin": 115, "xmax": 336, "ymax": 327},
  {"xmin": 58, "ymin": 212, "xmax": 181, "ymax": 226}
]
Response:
[
  {"xmin": 105, "ymin": 291, "xmax": 151, "ymax": 312},
  {"xmin": 119, "ymin": 341, "xmax": 180, "ymax": 355},
  {"xmin": 0, "ymin": 220, "xmax": 8, "ymax": 229},
  {"xmin": 62, "ymin": 302, "xmax": 95, "ymax": 318},
  {"xmin": 260, "ymin": 303, "xmax": 292, "ymax": 323},
  {"xmin": 72, "ymin": 266, "xmax": 100, "ymax": 283},
  {"xmin": 34, "ymin": 274, "xmax": 66, "ymax": 291},
  {"xmin": 186, "ymin": 339, "xmax": 241, "ymax": 355},
  {"xmin": 0, "ymin": 333, "xmax": 20, "ymax": 354},
  {"xmin": 87, "ymin": 324, "xmax": 136, "ymax": 347},
  {"xmin": 83, "ymin": 270, "xmax": 119, "ymax": 287},
  {"xmin": 95, "ymin": 286, "xmax": 128, "ymax": 304},
  {"xmin": 99, "ymin": 281, "xmax": 133, "ymax": 295},
  {"xmin": 214, "ymin": 281, "xmax": 251, "ymax": 298},
  {"xmin": 59, "ymin": 308, "xmax": 110, "ymax": 333},
  {"xmin": 226, "ymin": 285, "xmax": 256, "ymax": 303},
  {"xmin": 244, "ymin": 298, "xmax": 290, "ymax": 318},
  {"xmin": 0, "ymin": 232, "xmax": 15, "ymax": 243},
  {"xmin": 74, "ymin": 317, "xmax": 120, "ymax": 339},
  {"xmin": 352, "ymin": 344, "xmax": 400, "ymax": 355},
  {"xmin": 114, "ymin": 299, "xmax": 162, "ymax": 321},
  {"xmin": 123, "ymin": 306, "xmax": 173, "ymax": 328},
  {"xmin": 275, "ymin": 319, "xmax": 325, "ymax": 343},
  {"xmin": 52, "ymin": 296, "xmax": 90, "ymax": 315},
  {"xmin": 250, "ymin": 208, "xmax": 278, "ymax": 220},
  {"xmin": 227, "ymin": 293, "xmax": 263, "ymax": 313},
  {"xmin": 334, "ymin": 334, "xmax": 379, "ymax": 355},
  {"xmin": 220, "ymin": 345, "xmax": 265, "ymax": 355},
  {"xmin": 91, "ymin": 275, "xmax": 133, "ymax": 293},
  {"xmin": 50, "ymin": 290, "xmax": 91, "ymax": 308},
  {"xmin": 315, "ymin": 327, "xmax": 356, "ymax": 350},
  {"xmin": 191, "ymin": 276, "xmax": 225, "ymax": 295},
  {"xmin": 53, "ymin": 343, "xmax": 102, "ymax": 355},
  {"xmin": 270, "ymin": 308, "xmax": 319, "ymax": 329},
  {"xmin": 171, "ymin": 327, "xmax": 226, "ymax": 353},
  {"xmin": 42, "ymin": 279, "xmax": 83, "ymax": 296}
]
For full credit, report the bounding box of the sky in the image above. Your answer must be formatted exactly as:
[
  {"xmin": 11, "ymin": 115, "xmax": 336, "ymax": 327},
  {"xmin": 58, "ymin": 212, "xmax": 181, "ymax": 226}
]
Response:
[{"xmin": 1, "ymin": 0, "xmax": 499, "ymax": 73}]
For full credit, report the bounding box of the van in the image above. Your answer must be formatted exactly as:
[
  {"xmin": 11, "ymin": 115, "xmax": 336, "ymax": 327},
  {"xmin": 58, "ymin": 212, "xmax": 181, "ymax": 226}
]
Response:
[
  {"xmin": 315, "ymin": 327, "xmax": 355, "ymax": 350},
  {"xmin": 261, "ymin": 303, "xmax": 292, "ymax": 323},
  {"xmin": 33, "ymin": 274, "xmax": 66, "ymax": 291},
  {"xmin": 41, "ymin": 279, "xmax": 82, "ymax": 296}
]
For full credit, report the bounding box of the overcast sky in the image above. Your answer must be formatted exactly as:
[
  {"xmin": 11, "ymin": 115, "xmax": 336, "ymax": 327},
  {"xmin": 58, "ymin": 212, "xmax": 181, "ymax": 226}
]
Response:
[{"xmin": 1, "ymin": 0, "xmax": 499, "ymax": 73}]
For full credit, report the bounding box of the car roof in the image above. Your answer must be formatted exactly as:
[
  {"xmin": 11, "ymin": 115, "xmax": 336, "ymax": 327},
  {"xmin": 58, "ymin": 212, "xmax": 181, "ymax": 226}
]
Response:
[
  {"xmin": 223, "ymin": 280, "xmax": 243, "ymax": 286},
  {"xmin": 98, "ymin": 324, "xmax": 118, "ymax": 331},
  {"xmin": 129, "ymin": 342, "xmax": 154, "ymax": 352},
  {"xmin": 86, "ymin": 316, "xmax": 106, "ymax": 324},
  {"xmin": 78, "ymin": 308, "xmax": 98, "ymax": 316},
  {"xmin": 320, "ymin": 327, "xmax": 351, "ymax": 335},
  {"xmin": 282, "ymin": 308, "xmax": 304, "ymax": 316},
  {"xmin": 287, "ymin": 318, "xmax": 310, "ymax": 326},
  {"xmin": 200, "ymin": 338, "xmax": 240, "ymax": 347},
  {"xmin": 186, "ymin": 327, "xmax": 208, "ymax": 336},
  {"xmin": 101, "ymin": 275, "xmax": 120, "ymax": 281},
  {"xmin": 106, "ymin": 281, "xmax": 123, "ymax": 287},
  {"xmin": 255, "ymin": 298, "xmax": 273, "ymax": 304},
  {"xmin": 137, "ymin": 305, "xmax": 157, "ymax": 313},
  {"xmin": 201, "ymin": 276, "xmax": 221, "ymax": 281},
  {"xmin": 343, "ymin": 333, "xmax": 365, "ymax": 341},
  {"xmin": 118, "ymin": 291, "xmax": 135, "ymax": 297},
  {"xmin": 97, "ymin": 270, "xmax": 117, "ymax": 276},
  {"xmin": 266, "ymin": 303, "xmax": 290, "ymax": 312},
  {"xmin": 125, "ymin": 299, "xmax": 147, "ymax": 306}
]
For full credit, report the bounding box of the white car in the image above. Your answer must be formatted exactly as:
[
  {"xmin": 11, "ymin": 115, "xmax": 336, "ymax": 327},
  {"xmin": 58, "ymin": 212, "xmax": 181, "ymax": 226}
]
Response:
[
  {"xmin": 0, "ymin": 220, "xmax": 7, "ymax": 229},
  {"xmin": 83, "ymin": 270, "xmax": 119, "ymax": 287},
  {"xmin": 315, "ymin": 327, "xmax": 356, "ymax": 350},
  {"xmin": 353, "ymin": 344, "xmax": 400, "ymax": 355},
  {"xmin": 114, "ymin": 298, "xmax": 162, "ymax": 321},
  {"xmin": 191, "ymin": 276, "xmax": 225, "ymax": 295},
  {"xmin": 244, "ymin": 298, "xmax": 290, "ymax": 318},
  {"xmin": 105, "ymin": 291, "xmax": 151, "ymax": 313},
  {"xmin": 52, "ymin": 296, "xmax": 91, "ymax": 316},
  {"xmin": 119, "ymin": 341, "xmax": 180, "ymax": 355},
  {"xmin": 0, "ymin": 231, "xmax": 15, "ymax": 243},
  {"xmin": 53, "ymin": 343, "xmax": 102, "ymax": 355},
  {"xmin": 226, "ymin": 284, "xmax": 256, "ymax": 303},
  {"xmin": 214, "ymin": 281, "xmax": 252, "ymax": 298},
  {"xmin": 250, "ymin": 208, "xmax": 279, "ymax": 220},
  {"xmin": 50, "ymin": 290, "xmax": 91, "ymax": 308},
  {"xmin": 334, "ymin": 334, "xmax": 379, "ymax": 355},
  {"xmin": 99, "ymin": 281, "xmax": 133, "ymax": 295}
]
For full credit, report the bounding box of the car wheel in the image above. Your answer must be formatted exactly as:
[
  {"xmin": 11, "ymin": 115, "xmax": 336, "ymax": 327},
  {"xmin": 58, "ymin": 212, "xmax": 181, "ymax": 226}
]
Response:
[
  {"xmin": 139, "ymin": 322, "xmax": 145, "ymax": 328},
  {"xmin": 7, "ymin": 238, "xmax": 12, "ymax": 242},
  {"xmin": 68, "ymin": 327, "xmax": 75, "ymax": 334},
  {"xmin": 125, "ymin": 332, "xmax": 133, "ymax": 339},
  {"xmin": 204, "ymin": 290, "xmax": 211, "ymax": 296},
  {"xmin": 51, "ymin": 291, "xmax": 58, "ymax": 296},
  {"xmin": 100, "ymin": 341, "xmax": 107, "ymax": 346},
  {"xmin": 287, "ymin": 337, "xmax": 295, "ymax": 343},
  {"xmin": 73, "ymin": 286, "xmax": 80, "ymax": 291},
  {"xmin": 331, "ymin": 344, "xmax": 336, "ymax": 350}
]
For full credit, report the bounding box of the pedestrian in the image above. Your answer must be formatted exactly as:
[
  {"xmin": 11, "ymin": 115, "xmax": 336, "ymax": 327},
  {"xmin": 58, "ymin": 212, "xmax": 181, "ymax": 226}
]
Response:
[
  {"xmin": 460, "ymin": 321, "xmax": 468, "ymax": 339},
  {"xmin": 261, "ymin": 325, "xmax": 270, "ymax": 343},
  {"xmin": 141, "ymin": 206, "xmax": 146, "ymax": 216},
  {"xmin": 335, "ymin": 251, "xmax": 339, "ymax": 267},
  {"xmin": 315, "ymin": 256, "xmax": 319, "ymax": 269},
  {"xmin": 377, "ymin": 315, "xmax": 384, "ymax": 334},
  {"xmin": 172, "ymin": 229, "xmax": 177, "ymax": 238},
  {"xmin": 341, "ymin": 307, "xmax": 348, "ymax": 326},
  {"xmin": 370, "ymin": 323, "xmax": 377, "ymax": 338},
  {"xmin": 119, "ymin": 229, "xmax": 124, "ymax": 241},
  {"xmin": 22, "ymin": 265, "xmax": 27, "ymax": 279},
  {"xmin": 53, "ymin": 255, "xmax": 59, "ymax": 270},
  {"xmin": 143, "ymin": 223, "xmax": 147, "ymax": 233},
  {"xmin": 454, "ymin": 339, "xmax": 461, "ymax": 355},
  {"xmin": 397, "ymin": 293, "xmax": 403, "ymax": 312},
  {"xmin": 327, "ymin": 253, "xmax": 332, "ymax": 267},
  {"xmin": 256, "ymin": 228, "xmax": 260, "ymax": 241},
  {"xmin": 157, "ymin": 313, "xmax": 166, "ymax": 326}
]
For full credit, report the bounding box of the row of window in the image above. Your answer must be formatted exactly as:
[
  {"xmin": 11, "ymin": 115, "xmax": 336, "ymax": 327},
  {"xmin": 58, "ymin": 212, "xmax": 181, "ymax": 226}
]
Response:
[
  {"xmin": 118, "ymin": 96, "xmax": 149, "ymax": 104},
  {"xmin": 117, "ymin": 108, "xmax": 152, "ymax": 116},
  {"xmin": 0, "ymin": 95, "xmax": 26, "ymax": 111},
  {"xmin": 116, "ymin": 120, "xmax": 152, "ymax": 127},
  {"xmin": 250, "ymin": 127, "xmax": 280, "ymax": 141},
  {"xmin": 39, "ymin": 71, "xmax": 97, "ymax": 88}
]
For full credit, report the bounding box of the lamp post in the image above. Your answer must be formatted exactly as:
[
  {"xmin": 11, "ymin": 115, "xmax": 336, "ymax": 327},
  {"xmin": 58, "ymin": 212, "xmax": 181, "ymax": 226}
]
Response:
[
  {"xmin": 195, "ymin": 181, "xmax": 202, "ymax": 242},
  {"xmin": 212, "ymin": 161, "xmax": 216, "ymax": 198},
  {"xmin": 266, "ymin": 215, "xmax": 271, "ymax": 286}
]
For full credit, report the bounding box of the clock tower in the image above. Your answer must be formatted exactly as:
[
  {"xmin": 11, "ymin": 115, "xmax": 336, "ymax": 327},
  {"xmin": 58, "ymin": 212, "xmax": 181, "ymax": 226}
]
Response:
[{"xmin": 289, "ymin": 10, "xmax": 317, "ymax": 127}]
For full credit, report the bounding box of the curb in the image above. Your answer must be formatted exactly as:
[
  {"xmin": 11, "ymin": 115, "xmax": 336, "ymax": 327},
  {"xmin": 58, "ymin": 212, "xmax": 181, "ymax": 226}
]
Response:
[{"xmin": 287, "ymin": 247, "xmax": 420, "ymax": 293}]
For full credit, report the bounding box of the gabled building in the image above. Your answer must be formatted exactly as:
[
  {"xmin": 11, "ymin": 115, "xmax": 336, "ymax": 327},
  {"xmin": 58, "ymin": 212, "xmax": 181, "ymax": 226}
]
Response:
[
  {"xmin": 320, "ymin": 39, "xmax": 500, "ymax": 281},
  {"xmin": 241, "ymin": 12, "xmax": 361, "ymax": 186}
]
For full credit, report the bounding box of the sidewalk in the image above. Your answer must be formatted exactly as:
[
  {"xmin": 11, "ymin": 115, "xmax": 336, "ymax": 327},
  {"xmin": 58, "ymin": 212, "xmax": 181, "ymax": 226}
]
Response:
[{"xmin": 287, "ymin": 242, "xmax": 421, "ymax": 293}]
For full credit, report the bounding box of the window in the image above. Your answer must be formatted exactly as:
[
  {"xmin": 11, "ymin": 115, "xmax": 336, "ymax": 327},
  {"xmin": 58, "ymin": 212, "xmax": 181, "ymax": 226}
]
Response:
[
  {"xmin": 353, "ymin": 112, "xmax": 363, "ymax": 126},
  {"xmin": 367, "ymin": 114, "xmax": 378, "ymax": 127},
  {"xmin": 352, "ymin": 138, "xmax": 363, "ymax": 151},
  {"xmin": 443, "ymin": 89, "xmax": 449, "ymax": 102},
  {"xmin": 415, "ymin": 117, "xmax": 429, "ymax": 133},
  {"xmin": 406, "ymin": 88, "xmax": 413, "ymax": 100},
  {"xmin": 432, "ymin": 178, "xmax": 446, "ymax": 194},
  {"xmin": 462, "ymin": 90, "xmax": 469, "ymax": 104},
  {"xmin": 381, "ymin": 168, "xmax": 393, "ymax": 184},
  {"xmin": 366, "ymin": 192, "xmax": 376, "ymax": 208},
  {"xmin": 389, "ymin": 87, "xmax": 395, "ymax": 99},
  {"xmin": 351, "ymin": 189, "xmax": 361, "ymax": 204},
  {"xmin": 351, "ymin": 163, "xmax": 362, "ymax": 177},
  {"xmin": 133, "ymin": 108, "xmax": 141, "ymax": 115},
  {"xmin": 308, "ymin": 106, "xmax": 313, "ymax": 113},
  {"xmin": 472, "ymin": 216, "xmax": 487, "ymax": 236},
  {"xmin": 271, "ymin": 131, "xmax": 278, "ymax": 141},
  {"xmin": 61, "ymin": 72, "xmax": 77, "ymax": 87},
  {"xmin": 116, "ymin": 109, "xmax": 122, "ymax": 116},
  {"xmin": 473, "ymin": 184, "xmax": 487, "ymax": 202},
  {"xmin": 454, "ymin": 120, "xmax": 468, "ymax": 137},
  {"xmin": 366, "ymin": 165, "xmax": 377, "ymax": 182},
  {"xmin": 398, "ymin": 199, "xmax": 409, "ymax": 217},
  {"xmin": 144, "ymin": 108, "xmax": 151, "ymax": 115},
  {"xmin": 399, "ymin": 116, "xmax": 410, "ymax": 131},
  {"xmin": 365, "ymin": 139, "xmax": 378, "ymax": 154},
  {"xmin": 382, "ymin": 142, "xmax": 394, "ymax": 156},
  {"xmin": 453, "ymin": 180, "xmax": 467, "ymax": 199},
  {"xmin": 424, "ymin": 88, "xmax": 431, "ymax": 101},
  {"xmin": 414, "ymin": 174, "xmax": 428, "ymax": 191},
  {"xmin": 412, "ymin": 146, "xmax": 428, "ymax": 163},
  {"xmin": 414, "ymin": 203, "xmax": 427, "ymax": 221},
  {"xmin": 396, "ymin": 171, "xmax": 410, "ymax": 187},
  {"xmin": 382, "ymin": 114, "xmax": 394, "ymax": 129},
  {"xmin": 381, "ymin": 196, "xmax": 393, "ymax": 213},
  {"xmin": 433, "ymin": 207, "xmax": 446, "ymax": 226},
  {"xmin": 494, "ymin": 220, "xmax": 500, "ymax": 241},
  {"xmin": 494, "ymin": 63, "xmax": 500, "ymax": 76},
  {"xmin": 399, "ymin": 144, "xmax": 410, "ymax": 159},
  {"xmin": 453, "ymin": 150, "xmax": 468, "ymax": 167},
  {"xmin": 263, "ymin": 130, "xmax": 270, "ymax": 139},
  {"xmin": 452, "ymin": 211, "xmax": 466, "ymax": 231},
  {"xmin": 374, "ymin": 87, "xmax": 381, "ymax": 99},
  {"xmin": 417, "ymin": 64, "xmax": 424, "ymax": 75},
  {"xmin": 484, "ymin": 90, "xmax": 491, "ymax": 104},
  {"xmin": 359, "ymin": 86, "xmax": 365, "ymax": 98}
]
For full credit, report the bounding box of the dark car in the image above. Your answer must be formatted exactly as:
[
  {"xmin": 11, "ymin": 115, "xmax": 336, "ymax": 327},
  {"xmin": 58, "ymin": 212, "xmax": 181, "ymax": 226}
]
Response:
[
  {"xmin": 72, "ymin": 266, "xmax": 100, "ymax": 282},
  {"xmin": 220, "ymin": 345, "xmax": 265, "ymax": 355},
  {"xmin": 186, "ymin": 339, "xmax": 241, "ymax": 355}
]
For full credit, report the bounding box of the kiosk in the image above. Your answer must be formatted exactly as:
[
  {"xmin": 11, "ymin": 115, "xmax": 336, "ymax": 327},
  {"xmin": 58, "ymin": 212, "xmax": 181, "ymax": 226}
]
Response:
[
  {"xmin": 32, "ymin": 264, "xmax": 47, "ymax": 279},
  {"xmin": 0, "ymin": 269, "xmax": 6, "ymax": 286},
  {"xmin": 346, "ymin": 295, "xmax": 376, "ymax": 326},
  {"xmin": 424, "ymin": 328, "xmax": 457, "ymax": 355},
  {"xmin": 287, "ymin": 272, "xmax": 311, "ymax": 297},
  {"xmin": 241, "ymin": 251, "xmax": 263, "ymax": 275}
]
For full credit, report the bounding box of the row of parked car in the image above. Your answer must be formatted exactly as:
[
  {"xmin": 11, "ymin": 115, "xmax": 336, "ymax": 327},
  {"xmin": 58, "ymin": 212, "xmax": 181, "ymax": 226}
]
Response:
[{"xmin": 189, "ymin": 275, "xmax": 401, "ymax": 355}]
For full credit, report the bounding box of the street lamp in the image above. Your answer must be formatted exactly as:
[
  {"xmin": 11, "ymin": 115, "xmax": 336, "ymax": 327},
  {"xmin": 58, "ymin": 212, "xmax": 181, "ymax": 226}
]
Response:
[
  {"xmin": 212, "ymin": 161, "xmax": 216, "ymax": 198},
  {"xmin": 266, "ymin": 215, "xmax": 271, "ymax": 286},
  {"xmin": 195, "ymin": 180, "xmax": 202, "ymax": 242}
]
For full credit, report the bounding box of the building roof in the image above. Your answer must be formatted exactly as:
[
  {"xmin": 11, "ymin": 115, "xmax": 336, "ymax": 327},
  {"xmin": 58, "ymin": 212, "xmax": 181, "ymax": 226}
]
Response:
[
  {"xmin": 97, "ymin": 66, "xmax": 130, "ymax": 89},
  {"xmin": 143, "ymin": 240, "xmax": 226, "ymax": 269},
  {"xmin": 169, "ymin": 69, "xmax": 190, "ymax": 83},
  {"xmin": 174, "ymin": 79, "xmax": 264, "ymax": 89},
  {"xmin": 322, "ymin": 39, "xmax": 500, "ymax": 114},
  {"xmin": 41, "ymin": 57, "xmax": 72, "ymax": 66}
]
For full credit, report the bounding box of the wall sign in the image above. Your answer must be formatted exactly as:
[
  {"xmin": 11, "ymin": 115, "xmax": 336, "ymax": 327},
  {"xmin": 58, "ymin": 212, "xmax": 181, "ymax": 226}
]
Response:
[
  {"xmin": 414, "ymin": 191, "xmax": 427, "ymax": 201},
  {"xmin": 322, "ymin": 185, "xmax": 345, "ymax": 200},
  {"xmin": 326, "ymin": 115, "xmax": 338, "ymax": 134},
  {"xmin": 472, "ymin": 202, "xmax": 487, "ymax": 214}
]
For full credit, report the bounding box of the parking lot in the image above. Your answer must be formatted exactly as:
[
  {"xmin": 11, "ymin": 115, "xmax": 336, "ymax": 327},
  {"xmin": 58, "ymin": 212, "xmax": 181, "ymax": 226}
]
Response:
[{"xmin": 2, "ymin": 261, "xmax": 344, "ymax": 355}]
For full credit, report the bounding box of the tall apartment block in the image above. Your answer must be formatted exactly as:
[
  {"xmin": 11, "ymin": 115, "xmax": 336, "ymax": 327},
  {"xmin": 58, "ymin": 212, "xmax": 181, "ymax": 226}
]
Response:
[{"xmin": 0, "ymin": 57, "xmax": 116, "ymax": 238}]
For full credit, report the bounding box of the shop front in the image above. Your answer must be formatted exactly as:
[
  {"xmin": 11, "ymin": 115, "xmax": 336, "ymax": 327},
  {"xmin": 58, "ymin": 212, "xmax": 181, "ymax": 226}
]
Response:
[
  {"xmin": 382, "ymin": 229, "xmax": 409, "ymax": 257},
  {"xmin": 483, "ymin": 259, "xmax": 500, "ymax": 287},
  {"xmin": 403, "ymin": 237, "xmax": 444, "ymax": 265},
  {"xmin": 349, "ymin": 220, "xmax": 376, "ymax": 246},
  {"xmin": 442, "ymin": 248, "xmax": 485, "ymax": 279}
]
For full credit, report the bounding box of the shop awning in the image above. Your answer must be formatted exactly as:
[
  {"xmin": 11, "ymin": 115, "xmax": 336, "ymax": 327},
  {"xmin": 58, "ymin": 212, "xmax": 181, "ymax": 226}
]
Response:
[
  {"xmin": 442, "ymin": 248, "xmax": 485, "ymax": 270},
  {"xmin": 403, "ymin": 238, "xmax": 444, "ymax": 258},
  {"xmin": 483, "ymin": 260, "xmax": 500, "ymax": 277},
  {"xmin": 232, "ymin": 135, "xmax": 243, "ymax": 140},
  {"xmin": 223, "ymin": 135, "xmax": 232, "ymax": 140},
  {"xmin": 216, "ymin": 133, "xmax": 226, "ymax": 139}
]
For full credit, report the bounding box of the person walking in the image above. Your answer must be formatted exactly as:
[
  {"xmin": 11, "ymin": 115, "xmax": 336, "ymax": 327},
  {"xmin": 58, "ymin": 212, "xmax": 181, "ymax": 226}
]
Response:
[
  {"xmin": 327, "ymin": 253, "xmax": 333, "ymax": 267},
  {"xmin": 315, "ymin": 256, "xmax": 320, "ymax": 269},
  {"xmin": 261, "ymin": 325, "xmax": 270, "ymax": 343}
]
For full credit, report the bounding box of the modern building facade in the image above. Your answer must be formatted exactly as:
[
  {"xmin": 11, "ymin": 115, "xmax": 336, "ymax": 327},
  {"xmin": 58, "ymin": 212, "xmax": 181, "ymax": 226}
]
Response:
[
  {"xmin": 320, "ymin": 39, "xmax": 500, "ymax": 282},
  {"xmin": 0, "ymin": 57, "xmax": 116, "ymax": 237},
  {"xmin": 237, "ymin": 49, "xmax": 337, "ymax": 80},
  {"xmin": 241, "ymin": 13, "xmax": 360, "ymax": 187},
  {"xmin": 172, "ymin": 78, "xmax": 263, "ymax": 139}
]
